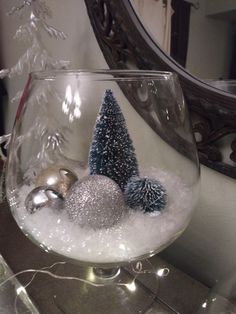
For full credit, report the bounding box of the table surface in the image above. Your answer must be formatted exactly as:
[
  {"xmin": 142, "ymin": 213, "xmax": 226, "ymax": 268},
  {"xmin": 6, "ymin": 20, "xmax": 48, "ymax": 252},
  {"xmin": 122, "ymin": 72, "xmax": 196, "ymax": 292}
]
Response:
[{"xmin": 0, "ymin": 200, "xmax": 209, "ymax": 314}]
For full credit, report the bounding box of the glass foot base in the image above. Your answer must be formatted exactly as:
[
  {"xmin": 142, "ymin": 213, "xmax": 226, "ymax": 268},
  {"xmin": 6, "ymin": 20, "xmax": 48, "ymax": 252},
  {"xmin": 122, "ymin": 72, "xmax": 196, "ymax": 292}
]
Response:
[
  {"xmin": 78, "ymin": 265, "xmax": 160, "ymax": 313},
  {"xmin": 53, "ymin": 259, "xmax": 171, "ymax": 314}
]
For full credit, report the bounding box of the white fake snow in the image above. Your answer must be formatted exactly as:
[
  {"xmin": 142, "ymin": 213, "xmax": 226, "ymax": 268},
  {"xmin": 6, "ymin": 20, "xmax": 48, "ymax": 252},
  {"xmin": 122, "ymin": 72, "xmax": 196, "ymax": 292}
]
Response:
[{"xmin": 11, "ymin": 169, "xmax": 196, "ymax": 264}]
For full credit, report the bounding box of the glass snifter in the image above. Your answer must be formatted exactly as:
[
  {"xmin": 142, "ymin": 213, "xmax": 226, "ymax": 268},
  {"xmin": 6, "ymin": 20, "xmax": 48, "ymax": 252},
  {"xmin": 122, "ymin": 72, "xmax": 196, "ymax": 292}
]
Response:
[{"xmin": 6, "ymin": 70, "xmax": 199, "ymax": 280}]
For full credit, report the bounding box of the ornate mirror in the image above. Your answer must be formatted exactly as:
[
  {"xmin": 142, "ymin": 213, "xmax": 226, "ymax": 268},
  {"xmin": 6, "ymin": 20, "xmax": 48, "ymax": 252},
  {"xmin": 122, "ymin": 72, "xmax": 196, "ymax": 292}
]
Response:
[{"xmin": 84, "ymin": 0, "xmax": 236, "ymax": 178}]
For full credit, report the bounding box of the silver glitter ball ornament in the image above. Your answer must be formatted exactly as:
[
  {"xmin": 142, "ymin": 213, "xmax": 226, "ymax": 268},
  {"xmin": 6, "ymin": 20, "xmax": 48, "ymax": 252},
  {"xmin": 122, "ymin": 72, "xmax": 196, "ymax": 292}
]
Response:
[
  {"xmin": 65, "ymin": 175, "xmax": 126, "ymax": 229},
  {"xmin": 25, "ymin": 186, "xmax": 64, "ymax": 214},
  {"xmin": 36, "ymin": 165, "xmax": 77, "ymax": 197}
]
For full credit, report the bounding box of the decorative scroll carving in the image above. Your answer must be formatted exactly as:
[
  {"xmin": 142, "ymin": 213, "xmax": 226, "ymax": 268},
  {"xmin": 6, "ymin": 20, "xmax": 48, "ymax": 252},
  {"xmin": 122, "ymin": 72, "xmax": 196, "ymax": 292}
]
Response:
[{"xmin": 85, "ymin": 0, "xmax": 236, "ymax": 178}]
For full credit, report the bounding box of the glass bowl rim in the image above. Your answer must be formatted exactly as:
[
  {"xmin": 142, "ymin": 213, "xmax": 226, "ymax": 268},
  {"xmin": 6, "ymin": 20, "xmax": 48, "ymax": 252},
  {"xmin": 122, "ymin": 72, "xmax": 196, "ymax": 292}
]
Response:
[{"xmin": 30, "ymin": 69, "xmax": 175, "ymax": 81}]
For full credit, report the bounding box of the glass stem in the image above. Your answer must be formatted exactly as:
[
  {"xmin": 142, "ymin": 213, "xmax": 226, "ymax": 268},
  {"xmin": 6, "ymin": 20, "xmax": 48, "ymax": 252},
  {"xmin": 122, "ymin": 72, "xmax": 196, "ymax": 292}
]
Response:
[{"xmin": 93, "ymin": 267, "xmax": 120, "ymax": 280}]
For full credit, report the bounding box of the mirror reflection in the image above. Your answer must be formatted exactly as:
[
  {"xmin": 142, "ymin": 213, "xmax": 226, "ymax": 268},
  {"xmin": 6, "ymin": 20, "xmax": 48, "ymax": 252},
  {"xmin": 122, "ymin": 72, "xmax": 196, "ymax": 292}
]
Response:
[{"xmin": 132, "ymin": 0, "xmax": 236, "ymax": 92}]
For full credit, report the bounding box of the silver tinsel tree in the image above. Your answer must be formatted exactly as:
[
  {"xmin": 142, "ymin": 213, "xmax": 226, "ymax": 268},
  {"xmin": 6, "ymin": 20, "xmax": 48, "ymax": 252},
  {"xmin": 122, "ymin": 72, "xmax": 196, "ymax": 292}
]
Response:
[
  {"xmin": 0, "ymin": 0, "xmax": 71, "ymax": 198},
  {"xmin": 0, "ymin": 0, "xmax": 70, "ymax": 101}
]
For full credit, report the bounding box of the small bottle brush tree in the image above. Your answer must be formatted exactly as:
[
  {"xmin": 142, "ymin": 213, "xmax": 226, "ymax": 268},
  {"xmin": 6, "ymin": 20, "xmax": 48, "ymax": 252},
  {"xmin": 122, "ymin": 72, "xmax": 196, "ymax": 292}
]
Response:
[
  {"xmin": 89, "ymin": 89, "xmax": 139, "ymax": 190},
  {"xmin": 124, "ymin": 177, "xmax": 167, "ymax": 213}
]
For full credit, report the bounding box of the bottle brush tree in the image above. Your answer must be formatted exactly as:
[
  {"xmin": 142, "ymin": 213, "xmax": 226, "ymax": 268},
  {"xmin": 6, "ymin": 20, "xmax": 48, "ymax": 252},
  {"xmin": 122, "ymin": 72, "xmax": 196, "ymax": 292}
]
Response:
[{"xmin": 89, "ymin": 89, "xmax": 139, "ymax": 190}]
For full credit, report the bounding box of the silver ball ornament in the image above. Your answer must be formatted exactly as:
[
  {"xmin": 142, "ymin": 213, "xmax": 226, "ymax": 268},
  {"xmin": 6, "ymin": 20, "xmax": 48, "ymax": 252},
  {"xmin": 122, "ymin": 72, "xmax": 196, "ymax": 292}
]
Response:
[
  {"xmin": 36, "ymin": 165, "xmax": 77, "ymax": 197},
  {"xmin": 25, "ymin": 186, "xmax": 64, "ymax": 214},
  {"xmin": 65, "ymin": 175, "xmax": 126, "ymax": 229}
]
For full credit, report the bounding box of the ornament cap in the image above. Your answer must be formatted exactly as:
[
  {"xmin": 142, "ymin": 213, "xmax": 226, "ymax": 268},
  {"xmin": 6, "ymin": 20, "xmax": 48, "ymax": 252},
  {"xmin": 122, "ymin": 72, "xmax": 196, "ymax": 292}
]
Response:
[
  {"xmin": 25, "ymin": 186, "xmax": 64, "ymax": 214},
  {"xmin": 36, "ymin": 165, "xmax": 77, "ymax": 197}
]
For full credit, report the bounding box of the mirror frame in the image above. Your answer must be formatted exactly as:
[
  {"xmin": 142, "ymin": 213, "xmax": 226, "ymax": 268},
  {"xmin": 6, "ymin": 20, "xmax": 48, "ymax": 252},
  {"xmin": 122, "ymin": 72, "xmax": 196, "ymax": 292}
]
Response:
[{"xmin": 84, "ymin": 0, "xmax": 236, "ymax": 178}]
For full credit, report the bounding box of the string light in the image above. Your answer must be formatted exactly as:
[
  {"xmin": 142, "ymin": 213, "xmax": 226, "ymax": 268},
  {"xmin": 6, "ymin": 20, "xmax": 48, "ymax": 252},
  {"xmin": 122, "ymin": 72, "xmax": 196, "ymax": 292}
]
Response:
[
  {"xmin": 0, "ymin": 259, "xmax": 170, "ymax": 313},
  {"xmin": 156, "ymin": 267, "xmax": 170, "ymax": 277},
  {"xmin": 202, "ymin": 301, "xmax": 207, "ymax": 308},
  {"xmin": 16, "ymin": 286, "xmax": 27, "ymax": 295},
  {"xmin": 126, "ymin": 280, "xmax": 136, "ymax": 292}
]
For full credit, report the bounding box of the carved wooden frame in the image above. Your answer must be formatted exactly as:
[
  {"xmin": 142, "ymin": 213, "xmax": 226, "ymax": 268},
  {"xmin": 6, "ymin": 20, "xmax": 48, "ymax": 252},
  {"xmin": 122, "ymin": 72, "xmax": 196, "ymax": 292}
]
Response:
[{"xmin": 84, "ymin": 0, "xmax": 236, "ymax": 178}]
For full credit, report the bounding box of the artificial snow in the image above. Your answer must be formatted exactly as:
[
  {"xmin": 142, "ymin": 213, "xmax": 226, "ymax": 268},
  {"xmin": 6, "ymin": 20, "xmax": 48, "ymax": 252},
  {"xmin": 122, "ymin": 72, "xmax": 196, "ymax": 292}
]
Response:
[{"xmin": 11, "ymin": 169, "xmax": 196, "ymax": 264}]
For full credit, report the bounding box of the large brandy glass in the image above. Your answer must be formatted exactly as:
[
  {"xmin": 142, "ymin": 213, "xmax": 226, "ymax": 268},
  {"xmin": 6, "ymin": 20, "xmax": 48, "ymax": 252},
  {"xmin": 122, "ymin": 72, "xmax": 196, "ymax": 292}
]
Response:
[{"xmin": 5, "ymin": 70, "xmax": 199, "ymax": 309}]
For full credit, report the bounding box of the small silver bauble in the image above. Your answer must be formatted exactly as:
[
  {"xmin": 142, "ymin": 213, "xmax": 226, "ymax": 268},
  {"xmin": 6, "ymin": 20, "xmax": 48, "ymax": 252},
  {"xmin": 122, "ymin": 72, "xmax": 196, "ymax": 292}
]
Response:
[
  {"xmin": 25, "ymin": 186, "xmax": 64, "ymax": 214},
  {"xmin": 65, "ymin": 175, "xmax": 126, "ymax": 229},
  {"xmin": 36, "ymin": 165, "xmax": 77, "ymax": 197}
]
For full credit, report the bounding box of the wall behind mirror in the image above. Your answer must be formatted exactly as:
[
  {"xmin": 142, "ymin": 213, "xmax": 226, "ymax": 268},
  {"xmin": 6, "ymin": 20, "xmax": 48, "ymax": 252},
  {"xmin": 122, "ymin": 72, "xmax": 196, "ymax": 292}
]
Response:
[{"xmin": 132, "ymin": 0, "xmax": 236, "ymax": 86}]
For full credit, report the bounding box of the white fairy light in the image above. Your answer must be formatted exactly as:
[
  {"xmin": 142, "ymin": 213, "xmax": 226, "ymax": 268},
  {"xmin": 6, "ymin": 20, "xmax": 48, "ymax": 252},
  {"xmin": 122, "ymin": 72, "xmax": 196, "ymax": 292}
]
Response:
[
  {"xmin": 202, "ymin": 301, "xmax": 207, "ymax": 308},
  {"xmin": 156, "ymin": 267, "xmax": 170, "ymax": 277},
  {"xmin": 126, "ymin": 280, "xmax": 136, "ymax": 292},
  {"xmin": 16, "ymin": 286, "xmax": 27, "ymax": 295}
]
